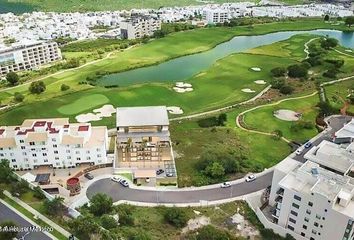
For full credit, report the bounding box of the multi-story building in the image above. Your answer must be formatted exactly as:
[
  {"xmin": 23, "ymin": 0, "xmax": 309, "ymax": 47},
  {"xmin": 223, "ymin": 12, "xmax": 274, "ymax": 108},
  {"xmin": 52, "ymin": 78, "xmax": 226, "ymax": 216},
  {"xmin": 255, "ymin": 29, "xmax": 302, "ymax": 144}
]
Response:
[
  {"xmin": 120, "ymin": 15, "xmax": 161, "ymax": 40},
  {"xmin": 333, "ymin": 119, "xmax": 354, "ymax": 144},
  {"xmin": 202, "ymin": 9, "xmax": 230, "ymax": 24},
  {"xmin": 266, "ymin": 120, "xmax": 354, "ymax": 240},
  {"xmin": 0, "ymin": 118, "xmax": 108, "ymax": 170},
  {"xmin": 0, "ymin": 41, "xmax": 62, "ymax": 76},
  {"xmin": 115, "ymin": 106, "xmax": 177, "ymax": 184}
]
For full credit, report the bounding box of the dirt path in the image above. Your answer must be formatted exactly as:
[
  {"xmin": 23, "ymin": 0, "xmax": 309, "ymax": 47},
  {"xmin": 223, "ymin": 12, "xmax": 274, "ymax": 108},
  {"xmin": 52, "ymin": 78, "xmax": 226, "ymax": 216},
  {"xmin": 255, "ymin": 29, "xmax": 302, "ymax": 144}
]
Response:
[{"xmin": 304, "ymin": 38, "xmax": 320, "ymax": 59}]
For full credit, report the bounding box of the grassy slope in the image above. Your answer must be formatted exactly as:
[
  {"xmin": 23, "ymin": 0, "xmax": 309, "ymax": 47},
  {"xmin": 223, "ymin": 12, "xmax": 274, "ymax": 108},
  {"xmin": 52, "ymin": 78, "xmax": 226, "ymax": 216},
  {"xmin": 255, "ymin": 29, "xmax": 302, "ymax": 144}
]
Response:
[
  {"xmin": 325, "ymin": 80, "xmax": 354, "ymax": 113},
  {"xmin": 9, "ymin": 0, "xmax": 307, "ymax": 12}
]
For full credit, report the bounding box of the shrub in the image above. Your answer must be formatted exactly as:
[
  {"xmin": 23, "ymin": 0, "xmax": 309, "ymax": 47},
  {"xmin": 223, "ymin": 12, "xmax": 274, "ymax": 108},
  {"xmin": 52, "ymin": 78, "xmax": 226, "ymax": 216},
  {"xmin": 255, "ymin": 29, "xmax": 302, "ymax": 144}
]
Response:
[
  {"xmin": 116, "ymin": 205, "xmax": 134, "ymax": 226},
  {"xmin": 270, "ymin": 67, "xmax": 287, "ymax": 77},
  {"xmin": 287, "ymin": 64, "xmax": 308, "ymax": 79},
  {"xmin": 100, "ymin": 215, "xmax": 117, "ymax": 229},
  {"xmin": 279, "ymin": 85, "xmax": 294, "ymax": 95},
  {"xmin": 164, "ymin": 208, "xmax": 189, "ymax": 228},
  {"xmin": 33, "ymin": 186, "xmax": 46, "ymax": 199},
  {"xmin": 320, "ymin": 38, "xmax": 338, "ymax": 50},
  {"xmin": 29, "ymin": 81, "xmax": 46, "ymax": 94},
  {"xmin": 6, "ymin": 72, "xmax": 19, "ymax": 86},
  {"xmin": 270, "ymin": 78, "xmax": 285, "ymax": 89},
  {"xmin": 60, "ymin": 84, "xmax": 70, "ymax": 91},
  {"xmin": 14, "ymin": 92, "xmax": 25, "ymax": 102},
  {"xmin": 89, "ymin": 193, "xmax": 113, "ymax": 216}
]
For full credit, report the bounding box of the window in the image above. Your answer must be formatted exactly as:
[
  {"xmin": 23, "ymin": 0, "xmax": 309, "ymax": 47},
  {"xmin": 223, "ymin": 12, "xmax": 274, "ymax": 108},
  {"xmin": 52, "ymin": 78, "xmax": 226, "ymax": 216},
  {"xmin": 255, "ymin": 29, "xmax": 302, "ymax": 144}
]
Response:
[
  {"xmin": 86, "ymin": 150, "xmax": 90, "ymax": 154},
  {"xmin": 22, "ymin": 152, "xmax": 27, "ymax": 156},
  {"xmin": 54, "ymin": 150, "xmax": 58, "ymax": 154},
  {"xmin": 303, "ymin": 225, "xmax": 307, "ymax": 230},
  {"xmin": 316, "ymin": 214, "xmax": 321, "ymax": 220},
  {"xmin": 41, "ymin": 148, "xmax": 46, "ymax": 150},
  {"xmin": 44, "ymin": 159, "xmax": 48, "ymax": 163},
  {"xmin": 87, "ymin": 157, "xmax": 91, "ymax": 160},
  {"xmin": 29, "ymin": 142, "xmax": 35, "ymax": 145},
  {"xmin": 32, "ymin": 153, "xmax": 37, "ymax": 157},
  {"xmin": 53, "ymin": 144, "xmax": 57, "ymax": 148},
  {"xmin": 66, "ymin": 150, "xmax": 70, "ymax": 153},
  {"xmin": 20, "ymin": 140, "xmax": 24, "ymax": 143},
  {"xmin": 13, "ymin": 165, "xmax": 17, "ymax": 168},
  {"xmin": 11, "ymin": 159, "xmax": 16, "ymax": 162},
  {"xmin": 324, "ymin": 209, "xmax": 327, "ymax": 212},
  {"xmin": 97, "ymin": 154, "xmax": 102, "ymax": 158},
  {"xmin": 43, "ymin": 153, "xmax": 47, "ymax": 156},
  {"xmin": 305, "ymin": 217, "xmax": 309, "ymax": 222},
  {"xmin": 75, "ymin": 151, "xmax": 79, "ymax": 154},
  {"xmin": 308, "ymin": 201, "xmax": 313, "ymax": 207},
  {"xmin": 289, "ymin": 218, "xmax": 296, "ymax": 224},
  {"xmin": 310, "ymin": 238, "xmax": 315, "ymax": 240},
  {"xmin": 77, "ymin": 157, "xmax": 81, "ymax": 161},
  {"xmin": 306, "ymin": 209, "xmax": 311, "ymax": 214},
  {"xmin": 21, "ymin": 146, "xmax": 25, "ymax": 149},
  {"xmin": 294, "ymin": 195, "xmax": 301, "ymax": 201},
  {"xmin": 312, "ymin": 230, "xmax": 317, "ymax": 234},
  {"xmin": 52, "ymin": 138, "xmax": 56, "ymax": 142},
  {"xmin": 314, "ymin": 222, "xmax": 319, "ymax": 227},
  {"xmin": 288, "ymin": 225, "xmax": 294, "ymax": 231},
  {"xmin": 292, "ymin": 203, "xmax": 300, "ymax": 209},
  {"xmin": 301, "ymin": 232, "xmax": 305, "ymax": 237},
  {"xmin": 55, "ymin": 157, "xmax": 59, "ymax": 160},
  {"xmin": 67, "ymin": 156, "xmax": 71, "ymax": 159}
]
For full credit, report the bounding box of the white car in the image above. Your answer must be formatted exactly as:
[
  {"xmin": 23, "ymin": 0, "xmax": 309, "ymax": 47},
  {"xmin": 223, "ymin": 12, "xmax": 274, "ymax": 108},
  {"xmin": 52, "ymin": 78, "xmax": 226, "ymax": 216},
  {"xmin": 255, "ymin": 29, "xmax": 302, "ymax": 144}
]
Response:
[
  {"xmin": 220, "ymin": 182, "xmax": 231, "ymax": 188},
  {"xmin": 245, "ymin": 175, "xmax": 256, "ymax": 182},
  {"xmin": 295, "ymin": 147, "xmax": 304, "ymax": 155},
  {"xmin": 111, "ymin": 176, "xmax": 121, "ymax": 183}
]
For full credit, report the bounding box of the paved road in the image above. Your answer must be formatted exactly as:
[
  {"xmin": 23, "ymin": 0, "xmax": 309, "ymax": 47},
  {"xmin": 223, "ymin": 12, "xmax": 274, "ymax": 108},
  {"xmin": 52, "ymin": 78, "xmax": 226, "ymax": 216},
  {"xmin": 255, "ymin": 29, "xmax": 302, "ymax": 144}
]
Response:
[
  {"xmin": 0, "ymin": 202, "xmax": 52, "ymax": 240},
  {"xmin": 87, "ymin": 115, "xmax": 352, "ymax": 204},
  {"xmin": 87, "ymin": 172, "xmax": 273, "ymax": 204}
]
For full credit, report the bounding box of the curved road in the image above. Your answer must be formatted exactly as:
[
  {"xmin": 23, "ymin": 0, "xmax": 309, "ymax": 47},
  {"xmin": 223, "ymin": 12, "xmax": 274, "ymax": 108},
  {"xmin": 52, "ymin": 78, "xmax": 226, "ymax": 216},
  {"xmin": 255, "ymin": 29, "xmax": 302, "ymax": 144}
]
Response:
[{"xmin": 87, "ymin": 172, "xmax": 273, "ymax": 204}]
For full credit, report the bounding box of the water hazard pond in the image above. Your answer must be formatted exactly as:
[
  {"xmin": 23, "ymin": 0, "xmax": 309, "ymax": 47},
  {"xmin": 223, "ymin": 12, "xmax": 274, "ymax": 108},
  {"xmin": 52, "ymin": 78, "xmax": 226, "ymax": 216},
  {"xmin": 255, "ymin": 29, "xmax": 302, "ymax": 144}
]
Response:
[{"xmin": 97, "ymin": 29, "xmax": 354, "ymax": 87}]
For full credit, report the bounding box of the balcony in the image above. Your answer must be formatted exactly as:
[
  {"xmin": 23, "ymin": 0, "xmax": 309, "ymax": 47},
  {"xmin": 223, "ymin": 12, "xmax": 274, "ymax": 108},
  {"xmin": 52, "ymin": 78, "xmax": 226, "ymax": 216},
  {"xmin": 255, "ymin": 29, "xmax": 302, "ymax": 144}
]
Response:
[
  {"xmin": 275, "ymin": 195, "xmax": 283, "ymax": 203},
  {"xmin": 276, "ymin": 188, "xmax": 284, "ymax": 196}
]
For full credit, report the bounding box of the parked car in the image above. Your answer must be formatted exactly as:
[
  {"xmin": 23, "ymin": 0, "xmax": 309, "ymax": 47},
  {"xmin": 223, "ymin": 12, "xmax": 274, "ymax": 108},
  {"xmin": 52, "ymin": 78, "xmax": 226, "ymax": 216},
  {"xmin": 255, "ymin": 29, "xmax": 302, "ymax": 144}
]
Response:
[
  {"xmin": 156, "ymin": 169, "xmax": 164, "ymax": 175},
  {"xmin": 220, "ymin": 182, "xmax": 231, "ymax": 188},
  {"xmin": 245, "ymin": 175, "xmax": 256, "ymax": 182},
  {"xmin": 295, "ymin": 147, "xmax": 304, "ymax": 155},
  {"xmin": 145, "ymin": 178, "xmax": 150, "ymax": 183},
  {"xmin": 84, "ymin": 172, "xmax": 94, "ymax": 180},
  {"xmin": 304, "ymin": 141, "xmax": 312, "ymax": 148},
  {"xmin": 119, "ymin": 179, "xmax": 129, "ymax": 187},
  {"xmin": 111, "ymin": 176, "xmax": 121, "ymax": 183},
  {"xmin": 166, "ymin": 173, "xmax": 173, "ymax": 177}
]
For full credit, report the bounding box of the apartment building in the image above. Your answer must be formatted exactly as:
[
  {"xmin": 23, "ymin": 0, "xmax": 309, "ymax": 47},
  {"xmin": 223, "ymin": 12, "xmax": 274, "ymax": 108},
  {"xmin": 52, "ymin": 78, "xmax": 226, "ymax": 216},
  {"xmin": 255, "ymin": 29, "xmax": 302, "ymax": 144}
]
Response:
[
  {"xmin": 115, "ymin": 106, "xmax": 176, "ymax": 181},
  {"xmin": 266, "ymin": 124, "xmax": 354, "ymax": 240},
  {"xmin": 120, "ymin": 15, "xmax": 161, "ymax": 40},
  {"xmin": 0, "ymin": 41, "xmax": 62, "ymax": 76},
  {"xmin": 203, "ymin": 9, "xmax": 230, "ymax": 24},
  {"xmin": 334, "ymin": 119, "xmax": 354, "ymax": 144},
  {"xmin": 0, "ymin": 118, "xmax": 108, "ymax": 170}
]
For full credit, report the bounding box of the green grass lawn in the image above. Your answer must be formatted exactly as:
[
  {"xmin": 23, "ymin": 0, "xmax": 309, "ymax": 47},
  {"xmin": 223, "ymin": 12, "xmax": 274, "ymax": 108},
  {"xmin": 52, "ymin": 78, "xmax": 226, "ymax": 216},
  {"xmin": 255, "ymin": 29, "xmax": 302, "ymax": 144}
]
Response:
[
  {"xmin": 325, "ymin": 79, "xmax": 354, "ymax": 113},
  {"xmin": 57, "ymin": 94, "xmax": 109, "ymax": 115},
  {"xmin": 242, "ymin": 94, "xmax": 320, "ymax": 142},
  {"xmin": 4, "ymin": 0, "xmax": 309, "ymax": 12}
]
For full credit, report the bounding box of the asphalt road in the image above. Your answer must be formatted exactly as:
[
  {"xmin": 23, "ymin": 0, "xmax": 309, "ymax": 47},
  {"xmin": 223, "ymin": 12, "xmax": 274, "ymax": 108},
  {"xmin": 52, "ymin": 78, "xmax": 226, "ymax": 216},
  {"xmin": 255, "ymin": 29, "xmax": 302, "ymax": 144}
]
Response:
[
  {"xmin": 87, "ymin": 171, "xmax": 273, "ymax": 203},
  {"xmin": 87, "ymin": 115, "xmax": 352, "ymax": 204},
  {"xmin": 0, "ymin": 202, "xmax": 52, "ymax": 240}
]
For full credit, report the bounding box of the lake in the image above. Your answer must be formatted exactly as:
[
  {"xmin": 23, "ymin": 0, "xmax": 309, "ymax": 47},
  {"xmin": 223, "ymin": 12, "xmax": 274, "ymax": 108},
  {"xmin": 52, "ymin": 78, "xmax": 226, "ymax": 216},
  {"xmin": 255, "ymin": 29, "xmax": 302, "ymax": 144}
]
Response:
[
  {"xmin": 97, "ymin": 29, "xmax": 354, "ymax": 87},
  {"xmin": 0, "ymin": 0, "xmax": 36, "ymax": 14}
]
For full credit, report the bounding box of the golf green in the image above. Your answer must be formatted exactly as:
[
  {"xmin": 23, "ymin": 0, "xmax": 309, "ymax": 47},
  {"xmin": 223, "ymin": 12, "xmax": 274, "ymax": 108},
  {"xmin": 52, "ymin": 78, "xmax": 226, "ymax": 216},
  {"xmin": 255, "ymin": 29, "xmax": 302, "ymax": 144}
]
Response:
[{"xmin": 57, "ymin": 94, "xmax": 109, "ymax": 115}]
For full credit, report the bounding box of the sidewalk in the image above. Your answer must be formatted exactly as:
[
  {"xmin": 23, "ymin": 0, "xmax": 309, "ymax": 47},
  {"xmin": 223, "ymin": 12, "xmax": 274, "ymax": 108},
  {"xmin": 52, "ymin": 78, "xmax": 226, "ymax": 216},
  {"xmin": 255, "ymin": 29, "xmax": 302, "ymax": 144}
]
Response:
[
  {"xmin": 0, "ymin": 198, "xmax": 57, "ymax": 240},
  {"xmin": 3, "ymin": 190, "xmax": 72, "ymax": 238}
]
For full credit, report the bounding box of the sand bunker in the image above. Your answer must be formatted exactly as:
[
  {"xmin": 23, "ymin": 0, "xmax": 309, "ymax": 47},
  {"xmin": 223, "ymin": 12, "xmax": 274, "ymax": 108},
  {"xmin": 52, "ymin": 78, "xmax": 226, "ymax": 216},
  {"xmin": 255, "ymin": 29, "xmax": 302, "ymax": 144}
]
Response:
[
  {"xmin": 254, "ymin": 80, "xmax": 266, "ymax": 85},
  {"xmin": 76, "ymin": 104, "xmax": 116, "ymax": 123},
  {"xmin": 345, "ymin": 49, "xmax": 353, "ymax": 53},
  {"xmin": 242, "ymin": 88, "xmax": 256, "ymax": 93},
  {"xmin": 167, "ymin": 106, "xmax": 184, "ymax": 115},
  {"xmin": 174, "ymin": 82, "xmax": 194, "ymax": 93},
  {"xmin": 274, "ymin": 109, "xmax": 302, "ymax": 121},
  {"xmin": 251, "ymin": 67, "xmax": 261, "ymax": 72}
]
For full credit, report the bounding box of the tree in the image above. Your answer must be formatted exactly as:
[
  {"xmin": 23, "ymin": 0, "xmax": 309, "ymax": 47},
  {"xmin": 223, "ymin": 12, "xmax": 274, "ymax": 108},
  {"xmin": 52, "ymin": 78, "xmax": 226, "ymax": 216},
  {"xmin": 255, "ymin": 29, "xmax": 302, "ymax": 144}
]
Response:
[
  {"xmin": 6, "ymin": 72, "xmax": 19, "ymax": 86},
  {"xmin": 287, "ymin": 64, "xmax": 308, "ymax": 79},
  {"xmin": 14, "ymin": 92, "xmax": 25, "ymax": 102},
  {"xmin": 60, "ymin": 84, "xmax": 70, "ymax": 91},
  {"xmin": 345, "ymin": 16, "xmax": 354, "ymax": 27},
  {"xmin": 68, "ymin": 214, "xmax": 100, "ymax": 240},
  {"xmin": 320, "ymin": 38, "xmax": 338, "ymax": 50},
  {"xmin": 116, "ymin": 205, "xmax": 134, "ymax": 225},
  {"xmin": 29, "ymin": 81, "xmax": 46, "ymax": 94},
  {"xmin": 164, "ymin": 207, "xmax": 189, "ymax": 228},
  {"xmin": 324, "ymin": 15, "xmax": 330, "ymax": 21},
  {"xmin": 0, "ymin": 159, "xmax": 15, "ymax": 183},
  {"xmin": 100, "ymin": 214, "xmax": 117, "ymax": 229},
  {"xmin": 10, "ymin": 179, "xmax": 30, "ymax": 197},
  {"xmin": 33, "ymin": 186, "xmax": 46, "ymax": 199},
  {"xmin": 270, "ymin": 78, "xmax": 285, "ymax": 89},
  {"xmin": 43, "ymin": 196, "xmax": 66, "ymax": 216},
  {"xmin": 270, "ymin": 67, "xmax": 287, "ymax": 77},
  {"xmin": 217, "ymin": 113, "xmax": 227, "ymax": 126},
  {"xmin": 279, "ymin": 85, "xmax": 294, "ymax": 95},
  {"xmin": 194, "ymin": 225, "xmax": 234, "ymax": 240},
  {"xmin": 89, "ymin": 193, "xmax": 113, "ymax": 216},
  {"xmin": 205, "ymin": 161, "xmax": 225, "ymax": 179},
  {"xmin": 0, "ymin": 221, "xmax": 18, "ymax": 239}
]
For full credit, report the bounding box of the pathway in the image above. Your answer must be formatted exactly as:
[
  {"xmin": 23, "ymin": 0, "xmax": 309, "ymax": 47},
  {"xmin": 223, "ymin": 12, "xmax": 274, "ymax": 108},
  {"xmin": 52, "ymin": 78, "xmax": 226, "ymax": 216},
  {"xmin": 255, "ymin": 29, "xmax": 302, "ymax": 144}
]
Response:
[
  {"xmin": 3, "ymin": 190, "xmax": 72, "ymax": 238},
  {"xmin": 333, "ymin": 48, "xmax": 354, "ymax": 58},
  {"xmin": 304, "ymin": 38, "xmax": 319, "ymax": 59}
]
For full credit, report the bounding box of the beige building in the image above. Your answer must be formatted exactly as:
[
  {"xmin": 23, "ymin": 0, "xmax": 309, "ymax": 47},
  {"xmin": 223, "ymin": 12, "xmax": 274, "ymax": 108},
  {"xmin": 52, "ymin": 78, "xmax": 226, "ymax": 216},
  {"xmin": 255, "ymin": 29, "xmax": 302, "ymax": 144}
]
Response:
[
  {"xmin": 0, "ymin": 118, "xmax": 108, "ymax": 170},
  {"xmin": 0, "ymin": 41, "xmax": 62, "ymax": 76},
  {"xmin": 115, "ymin": 106, "xmax": 177, "ymax": 184},
  {"xmin": 120, "ymin": 15, "xmax": 161, "ymax": 40}
]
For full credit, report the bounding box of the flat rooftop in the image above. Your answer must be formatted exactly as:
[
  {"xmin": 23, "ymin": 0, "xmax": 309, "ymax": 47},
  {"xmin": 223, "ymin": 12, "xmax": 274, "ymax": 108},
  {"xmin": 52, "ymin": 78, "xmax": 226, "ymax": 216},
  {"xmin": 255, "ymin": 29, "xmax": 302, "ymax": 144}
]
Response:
[
  {"xmin": 335, "ymin": 119, "xmax": 354, "ymax": 139},
  {"xmin": 116, "ymin": 106, "xmax": 169, "ymax": 127}
]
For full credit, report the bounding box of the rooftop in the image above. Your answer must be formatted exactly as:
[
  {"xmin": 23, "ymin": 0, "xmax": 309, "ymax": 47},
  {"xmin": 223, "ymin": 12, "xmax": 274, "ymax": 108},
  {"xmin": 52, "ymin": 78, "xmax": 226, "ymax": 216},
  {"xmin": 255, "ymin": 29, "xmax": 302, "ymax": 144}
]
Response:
[
  {"xmin": 335, "ymin": 119, "xmax": 354, "ymax": 139},
  {"xmin": 116, "ymin": 106, "xmax": 169, "ymax": 127}
]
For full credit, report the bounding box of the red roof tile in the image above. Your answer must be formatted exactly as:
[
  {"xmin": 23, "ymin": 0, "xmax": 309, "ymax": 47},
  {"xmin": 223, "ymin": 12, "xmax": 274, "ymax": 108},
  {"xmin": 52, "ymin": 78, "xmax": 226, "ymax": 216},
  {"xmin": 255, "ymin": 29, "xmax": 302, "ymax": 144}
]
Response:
[
  {"xmin": 0, "ymin": 129, "xmax": 4, "ymax": 135},
  {"xmin": 34, "ymin": 121, "xmax": 46, "ymax": 127},
  {"xmin": 78, "ymin": 125, "xmax": 89, "ymax": 132}
]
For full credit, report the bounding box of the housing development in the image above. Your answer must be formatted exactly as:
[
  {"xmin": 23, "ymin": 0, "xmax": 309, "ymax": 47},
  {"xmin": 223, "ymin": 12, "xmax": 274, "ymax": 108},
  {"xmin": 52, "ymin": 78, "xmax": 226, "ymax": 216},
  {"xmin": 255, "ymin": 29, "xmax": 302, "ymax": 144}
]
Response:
[{"xmin": 0, "ymin": 0, "xmax": 353, "ymax": 240}]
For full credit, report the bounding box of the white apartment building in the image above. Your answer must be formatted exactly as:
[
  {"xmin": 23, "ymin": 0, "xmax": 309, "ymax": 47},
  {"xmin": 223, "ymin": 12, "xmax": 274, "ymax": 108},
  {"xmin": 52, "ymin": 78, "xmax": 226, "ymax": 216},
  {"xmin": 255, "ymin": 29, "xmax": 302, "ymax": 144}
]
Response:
[
  {"xmin": 120, "ymin": 15, "xmax": 161, "ymax": 40},
  {"xmin": 203, "ymin": 9, "xmax": 230, "ymax": 24},
  {"xmin": 267, "ymin": 122, "xmax": 354, "ymax": 240},
  {"xmin": 0, "ymin": 118, "xmax": 108, "ymax": 170},
  {"xmin": 0, "ymin": 41, "xmax": 62, "ymax": 76}
]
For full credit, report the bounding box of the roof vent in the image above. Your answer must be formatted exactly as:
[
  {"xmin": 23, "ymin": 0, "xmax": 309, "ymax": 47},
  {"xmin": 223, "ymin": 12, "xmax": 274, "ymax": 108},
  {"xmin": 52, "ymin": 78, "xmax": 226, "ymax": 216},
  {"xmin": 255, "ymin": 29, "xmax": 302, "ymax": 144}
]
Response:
[{"xmin": 311, "ymin": 168, "xmax": 319, "ymax": 176}]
